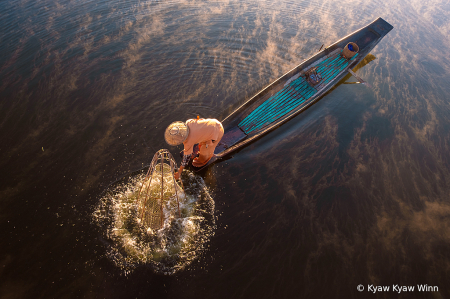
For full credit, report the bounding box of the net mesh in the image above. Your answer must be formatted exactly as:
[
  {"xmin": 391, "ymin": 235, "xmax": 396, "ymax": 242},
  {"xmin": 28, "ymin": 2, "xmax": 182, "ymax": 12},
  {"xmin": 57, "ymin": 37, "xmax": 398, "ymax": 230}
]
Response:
[{"xmin": 137, "ymin": 149, "xmax": 183, "ymax": 231}]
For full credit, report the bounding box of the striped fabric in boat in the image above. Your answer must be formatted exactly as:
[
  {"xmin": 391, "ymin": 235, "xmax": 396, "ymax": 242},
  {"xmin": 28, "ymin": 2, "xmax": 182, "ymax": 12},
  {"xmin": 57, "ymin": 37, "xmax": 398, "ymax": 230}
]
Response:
[{"xmin": 238, "ymin": 51, "xmax": 358, "ymax": 134}]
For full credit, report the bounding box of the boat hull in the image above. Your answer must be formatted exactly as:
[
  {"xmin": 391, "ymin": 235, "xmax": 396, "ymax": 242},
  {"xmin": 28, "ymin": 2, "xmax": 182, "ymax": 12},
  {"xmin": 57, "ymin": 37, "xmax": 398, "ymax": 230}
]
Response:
[{"xmin": 193, "ymin": 17, "xmax": 393, "ymax": 171}]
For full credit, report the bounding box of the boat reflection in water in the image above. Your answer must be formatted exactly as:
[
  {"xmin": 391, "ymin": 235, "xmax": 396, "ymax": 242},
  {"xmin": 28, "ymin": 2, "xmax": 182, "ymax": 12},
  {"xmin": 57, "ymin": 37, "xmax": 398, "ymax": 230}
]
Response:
[{"xmin": 93, "ymin": 150, "xmax": 215, "ymax": 275}]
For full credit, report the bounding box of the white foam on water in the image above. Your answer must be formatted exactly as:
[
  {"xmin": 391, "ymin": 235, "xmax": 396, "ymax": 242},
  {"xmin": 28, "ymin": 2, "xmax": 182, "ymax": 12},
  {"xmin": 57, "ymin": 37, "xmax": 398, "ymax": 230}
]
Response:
[{"xmin": 93, "ymin": 170, "xmax": 215, "ymax": 275}]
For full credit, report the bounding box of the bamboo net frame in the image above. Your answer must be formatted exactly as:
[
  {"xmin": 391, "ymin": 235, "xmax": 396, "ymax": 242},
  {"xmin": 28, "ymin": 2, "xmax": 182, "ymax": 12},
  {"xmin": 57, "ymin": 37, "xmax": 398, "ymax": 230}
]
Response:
[{"xmin": 137, "ymin": 149, "xmax": 183, "ymax": 230}]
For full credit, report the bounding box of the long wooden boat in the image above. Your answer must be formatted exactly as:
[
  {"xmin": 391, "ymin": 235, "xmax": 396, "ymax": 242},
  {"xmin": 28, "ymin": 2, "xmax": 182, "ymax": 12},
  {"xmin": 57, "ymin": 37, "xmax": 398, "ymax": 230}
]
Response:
[{"xmin": 194, "ymin": 17, "xmax": 393, "ymax": 171}]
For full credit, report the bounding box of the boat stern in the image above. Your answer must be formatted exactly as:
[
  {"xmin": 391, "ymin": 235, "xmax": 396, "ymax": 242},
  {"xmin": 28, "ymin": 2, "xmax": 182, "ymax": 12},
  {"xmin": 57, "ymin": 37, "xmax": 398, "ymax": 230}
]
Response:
[{"xmin": 369, "ymin": 17, "xmax": 394, "ymax": 38}]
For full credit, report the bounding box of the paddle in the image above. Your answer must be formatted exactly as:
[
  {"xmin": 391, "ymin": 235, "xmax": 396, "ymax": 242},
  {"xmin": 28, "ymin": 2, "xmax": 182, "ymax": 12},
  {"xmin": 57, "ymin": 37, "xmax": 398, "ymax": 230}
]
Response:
[{"xmin": 348, "ymin": 69, "xmax": 372, "ymax": 88}]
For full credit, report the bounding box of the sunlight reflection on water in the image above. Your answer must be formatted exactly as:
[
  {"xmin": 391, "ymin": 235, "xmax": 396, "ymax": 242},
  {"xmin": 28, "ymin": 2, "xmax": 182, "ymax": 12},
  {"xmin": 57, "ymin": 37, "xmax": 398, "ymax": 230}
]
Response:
[{"xmin": 1, "ymin": 0, "xmax": 450, "ymax": 297}]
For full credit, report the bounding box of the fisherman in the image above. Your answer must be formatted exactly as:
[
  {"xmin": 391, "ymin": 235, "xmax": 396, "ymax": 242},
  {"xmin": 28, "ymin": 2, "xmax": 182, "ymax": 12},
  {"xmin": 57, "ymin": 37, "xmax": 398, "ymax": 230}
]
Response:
[{"xmin": 164, "ymin": 118, "xmax": 224, "ymax": 180}]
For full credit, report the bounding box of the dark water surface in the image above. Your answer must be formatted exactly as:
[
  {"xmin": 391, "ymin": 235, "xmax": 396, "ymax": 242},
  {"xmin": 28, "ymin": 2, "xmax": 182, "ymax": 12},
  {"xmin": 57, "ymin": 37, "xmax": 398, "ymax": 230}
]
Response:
[{"xmin": 1, "ymin": 0, "xmax": 450, "ymax": 298}]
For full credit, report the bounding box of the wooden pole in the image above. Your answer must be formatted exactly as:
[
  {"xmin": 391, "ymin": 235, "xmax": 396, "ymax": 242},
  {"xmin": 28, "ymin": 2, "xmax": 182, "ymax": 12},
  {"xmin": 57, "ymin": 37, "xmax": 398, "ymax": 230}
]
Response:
[{"xmin": 160, "ymin": 158, "xmax": 164, "ymax": 228}]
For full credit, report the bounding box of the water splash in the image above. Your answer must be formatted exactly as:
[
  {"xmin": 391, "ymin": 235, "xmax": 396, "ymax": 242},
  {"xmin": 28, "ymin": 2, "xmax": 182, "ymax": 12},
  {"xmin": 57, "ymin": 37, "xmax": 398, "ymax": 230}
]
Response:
[{"xmin": 93, "ymin": 169, "xmax": 215, "ymax": 275}]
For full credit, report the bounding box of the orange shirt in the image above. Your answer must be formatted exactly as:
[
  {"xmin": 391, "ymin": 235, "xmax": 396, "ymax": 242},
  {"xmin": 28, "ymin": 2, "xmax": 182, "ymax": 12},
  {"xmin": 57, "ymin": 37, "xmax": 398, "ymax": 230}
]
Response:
[{"xmin": 183, "ymin": 118, "xmax": 223, "ymax": 155}]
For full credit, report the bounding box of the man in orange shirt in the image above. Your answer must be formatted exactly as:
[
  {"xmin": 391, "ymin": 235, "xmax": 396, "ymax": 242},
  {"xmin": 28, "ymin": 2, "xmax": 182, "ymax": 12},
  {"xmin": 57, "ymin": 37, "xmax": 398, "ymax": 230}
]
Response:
[{"xmin": 165, "ymin": 118, "xmax": 224, "ymax": 179}]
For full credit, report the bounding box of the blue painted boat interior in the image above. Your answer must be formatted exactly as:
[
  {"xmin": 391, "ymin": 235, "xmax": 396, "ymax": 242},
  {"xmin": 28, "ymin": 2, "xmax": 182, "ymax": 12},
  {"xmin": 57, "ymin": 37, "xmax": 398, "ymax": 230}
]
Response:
[{"xmin": 238, "ymin": 50, "xmax": 358, "ymax": 134}]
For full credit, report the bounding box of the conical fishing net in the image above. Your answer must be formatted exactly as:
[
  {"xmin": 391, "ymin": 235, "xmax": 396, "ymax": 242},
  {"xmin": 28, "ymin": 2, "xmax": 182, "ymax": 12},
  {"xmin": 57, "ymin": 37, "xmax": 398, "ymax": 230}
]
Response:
[{"xmin": 137, "ymin": 149, "xmax": 183, "ymax": 230}]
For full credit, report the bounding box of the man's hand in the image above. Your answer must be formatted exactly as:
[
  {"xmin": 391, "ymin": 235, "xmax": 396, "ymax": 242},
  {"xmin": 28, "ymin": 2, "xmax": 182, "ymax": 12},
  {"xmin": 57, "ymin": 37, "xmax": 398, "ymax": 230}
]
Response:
[{"xmin": 175, "ymin": 166, "xmax": 184, "ymax": 181}]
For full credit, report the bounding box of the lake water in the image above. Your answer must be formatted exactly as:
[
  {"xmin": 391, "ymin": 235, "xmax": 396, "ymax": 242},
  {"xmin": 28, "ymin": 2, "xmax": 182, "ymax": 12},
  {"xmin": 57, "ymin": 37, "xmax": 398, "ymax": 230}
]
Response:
[{"xmin": 1, "ymin": 0, "xmax": 450, "ymax": 298}]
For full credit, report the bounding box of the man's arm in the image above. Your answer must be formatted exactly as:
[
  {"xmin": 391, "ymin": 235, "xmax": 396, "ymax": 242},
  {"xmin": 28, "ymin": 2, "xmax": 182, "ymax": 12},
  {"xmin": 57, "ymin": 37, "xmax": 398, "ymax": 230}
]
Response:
[{"xmin": 174, "ymin": 153, "xmax": 191, "ymax": 180}]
